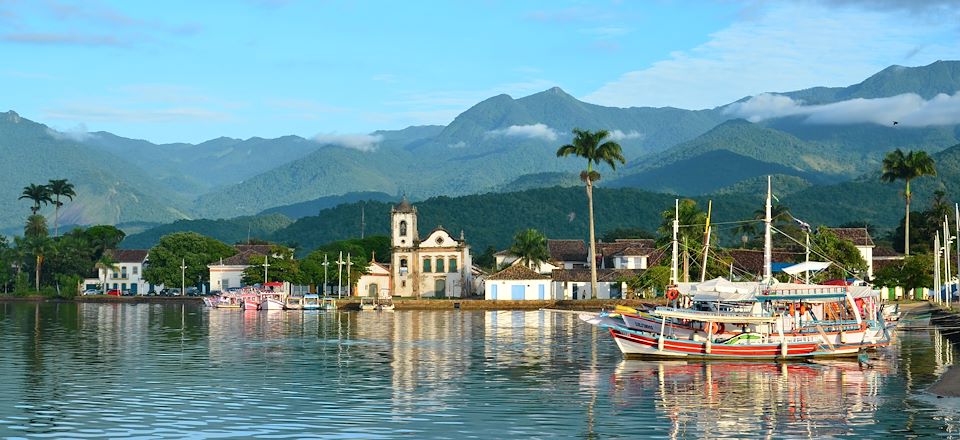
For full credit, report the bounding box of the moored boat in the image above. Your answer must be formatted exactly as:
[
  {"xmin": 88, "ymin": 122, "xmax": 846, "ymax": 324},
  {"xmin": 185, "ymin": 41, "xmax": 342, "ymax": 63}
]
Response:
[
  {"xmin": 284, "ymin": 295, "xmax": 304, "ymax": 310},
  {"xmin": 376, "ymin": 298, "xmax": 395, "ymax": 311},
  {"xmin": 302, "ymin": 294, "xmax": 320, "ymax": 311},
  {"xmin": 320, "ymin": 297, "xmax": 337, "ymax": 310},
  {"xmin": 359, "ymin": 297, "xmax": 376, "ymax": 311}
]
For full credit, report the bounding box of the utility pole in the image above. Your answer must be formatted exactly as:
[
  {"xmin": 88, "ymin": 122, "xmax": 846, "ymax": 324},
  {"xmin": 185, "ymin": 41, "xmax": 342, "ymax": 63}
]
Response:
[{"xmin": 346, "ymin": 252, "xmax": 352, "ymax": 297}]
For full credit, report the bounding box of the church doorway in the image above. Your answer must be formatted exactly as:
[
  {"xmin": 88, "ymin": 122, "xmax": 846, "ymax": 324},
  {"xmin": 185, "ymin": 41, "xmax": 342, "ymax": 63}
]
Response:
[
  {"xmin": 434, "ymin": 279, "xmax": 446, "ymax": 298},
  {"xmin": 368, "ymin": 283, "xmax": 378, "ymax": 297}
]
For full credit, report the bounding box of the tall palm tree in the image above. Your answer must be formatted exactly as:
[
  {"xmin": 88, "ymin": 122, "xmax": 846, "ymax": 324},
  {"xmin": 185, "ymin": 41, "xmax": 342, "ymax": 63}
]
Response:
[
  {"xmin": 21, "ymin": 235, "xmax": 51, "ymax": 291},
  {"xmin": 48, "ymin": 179, "xmax": 76, "ymax": 237},
  {"xmin": 95, "ymin": 252, "xmax": 120, "ymax": 294},
  {"xmin": 19, "ymin": 183, "xmax": 52, "ymax": 215},
  {"xmin": 557, "ymin": 128, "xmax": 625, "ymax": 298},
  {"xmin": 509, "ymin": 228, "xmax": 550, "ymax": 270},
  {"xmin": 881, "ymin": 149, "xmax": 937, "ymax": 255}
]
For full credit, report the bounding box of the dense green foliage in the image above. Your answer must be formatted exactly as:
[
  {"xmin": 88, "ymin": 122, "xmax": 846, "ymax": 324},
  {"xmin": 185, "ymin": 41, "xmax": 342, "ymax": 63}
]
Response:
[
  {"xmin": 121, "ymin": 214, "xmax": 293, "ymax": 249},
  {"xmin": 808, "ymin": 227, "xmax": 868, "ymax": 281},
  {"xmin": 873, "ymin": 254, "xmax": 933, "ymax": 292},
  {"xmin": 242, "ymin": 246, "xmax": 300, "ymax": 285},
  {"xmin": 881, "ymin": 149, "xmax": 937, "ymax": 255},
  {"xmin": 509, "ymin": 229, "xmax": 550, "ymax": 269},
  {"xmin": 141, "ymin": 232, "xmax": 236, "ymax": 288}
]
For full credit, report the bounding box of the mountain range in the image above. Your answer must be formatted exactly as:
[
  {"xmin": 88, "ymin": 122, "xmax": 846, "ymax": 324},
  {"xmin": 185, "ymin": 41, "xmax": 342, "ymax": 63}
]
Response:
[{"xmin": 4, "ymin": 60, "xmax": 960, "ymax": 245}]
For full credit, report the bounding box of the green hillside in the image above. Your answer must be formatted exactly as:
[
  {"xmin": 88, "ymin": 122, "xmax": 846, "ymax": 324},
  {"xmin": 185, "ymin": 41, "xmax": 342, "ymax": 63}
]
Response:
[
  {"xmin": 120, "ymin": 213, "xmax": 293, "ymax": 249},
  {"xmin": 0, "ymin": 111, "xmax": 191, "ymax": 235}
]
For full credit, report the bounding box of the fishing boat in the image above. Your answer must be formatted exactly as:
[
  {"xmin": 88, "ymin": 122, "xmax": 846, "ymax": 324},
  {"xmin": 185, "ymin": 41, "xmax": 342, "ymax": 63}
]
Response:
[
  {"xmin": 284, "ymin": 295, "xmax": 304, "ymax": 310},
  {"xmin": 320, "ymin": 297, "xmax": 337, "ymax": 311},
  {"xmin": 240, "ymin": 291, "xmax": 260, "ymax": 311},
  {"xmin": 359, "ymin": 297, "xmax": 377, "ymax": 311},
  {"xmin": 214, "ymin": 293, "xmax": 243, "ymax": 309},
  {"xmin": 259, "ymin": 291, "xmax": 285, "ymax": 310},
  {"xmin": 583, "ymin": 177, "xmax": 889, "ymax": 359},
  {"xmin": 376, "ymin": 298, "xmax": 395, "ymax": 311},
  {"xmin": 302, "ymin": 294, "xmax": 320, "ymax": 311}
]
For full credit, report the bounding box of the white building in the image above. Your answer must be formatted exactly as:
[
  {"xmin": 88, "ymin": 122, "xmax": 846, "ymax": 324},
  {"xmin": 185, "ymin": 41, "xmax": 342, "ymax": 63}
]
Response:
[
  {"xmin": 829, "ymin": 228, "xmax": 875, "ymax": 279},
  {"xmin": 485, "ymin": 264, "xmax": 553, "ymax": 300},
  {"xmin": 357, "ymin": 258, "xmax": 392, "ymax": 298},
  {"xmin": 207, "ymin": 244, "xmax": 274, "ymax": 292},
  {"xmin": 390, "ymin": 198, "xmax": 474, "ymax": 298},
  {"xmin": 100, "ymin": 249, "xmax": 152, "ymax": 295}
]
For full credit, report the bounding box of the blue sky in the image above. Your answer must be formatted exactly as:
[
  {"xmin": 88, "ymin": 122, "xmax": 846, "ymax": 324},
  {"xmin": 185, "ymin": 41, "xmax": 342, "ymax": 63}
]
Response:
[{"xmin": 2, "ymin": 0, "xmax": 959, "ymax": 144}]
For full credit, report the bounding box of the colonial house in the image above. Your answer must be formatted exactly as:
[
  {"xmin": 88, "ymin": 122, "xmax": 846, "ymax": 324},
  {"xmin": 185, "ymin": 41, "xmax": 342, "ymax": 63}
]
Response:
[
  {"xmin": 493, "ymin": 239, "xmax": 587, "ymax": 274},
  {"xmin": 390, "ymin": 198, "xmax": 474, "ymax": 298},
  {"xmin": 356, "ymin": 257, "xmax": 392, "ymax": 298},
  {"xmin": 207, "ymin": 244, "xmax": 274, "ymax": 292},
  {"xmin": 597, "ymin": 239, "xmax": 663, "ymax": 270},
  {"xmin": 100, "ymin": 249, "xmax": 151, "ymax": 295},
  {"xmin": 552, "ymin": 268, "xmax": 643, "ymax": 300},
  {"xmin": 829, "ymin": 228, "xmax": 876, "ymax": 279},
  {"xmin": 485, "ymin": 264, "xmax": 552, "ymax": 300}
]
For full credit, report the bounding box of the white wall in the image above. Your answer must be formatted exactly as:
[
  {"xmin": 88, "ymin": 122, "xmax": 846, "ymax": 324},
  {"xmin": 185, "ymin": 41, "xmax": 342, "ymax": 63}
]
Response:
[{"xmin": 485, "ymin": 279, "xmax": 553, "ymax": 300}]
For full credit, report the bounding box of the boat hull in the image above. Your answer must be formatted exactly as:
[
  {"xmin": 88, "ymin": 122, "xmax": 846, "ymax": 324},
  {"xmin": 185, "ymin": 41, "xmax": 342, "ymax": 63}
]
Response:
[
  {"xmin": 610, "ymin": 328, "xmax": 863, "ymax": 359},
  {"xmin": 259, "ymin": 298, "xmax": 285, "ymax": 310}
]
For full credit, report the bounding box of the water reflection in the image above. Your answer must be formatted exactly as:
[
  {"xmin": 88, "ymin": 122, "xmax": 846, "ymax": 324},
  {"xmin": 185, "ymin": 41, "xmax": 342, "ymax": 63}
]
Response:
[{"xmin": 0, "ymin": 305, "xmax": 958, "ymax": 439}]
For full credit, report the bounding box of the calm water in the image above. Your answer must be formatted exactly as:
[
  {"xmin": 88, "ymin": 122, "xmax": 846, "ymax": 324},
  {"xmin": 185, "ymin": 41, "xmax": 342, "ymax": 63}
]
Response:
[{"xmin": 0, "ymin": 303, "xmax": 957, "ymax": 439}]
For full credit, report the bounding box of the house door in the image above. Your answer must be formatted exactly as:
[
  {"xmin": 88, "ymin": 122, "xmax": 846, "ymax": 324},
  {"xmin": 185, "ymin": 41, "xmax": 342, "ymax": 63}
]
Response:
[
  {"xmin": 131, "ymin": 284, "xmax": 138, "ymax": 295},
  {"xmin": 369, "ymin": 283, "xmax": 378, "ymax": 297},
  {"xmin": 538, "ymin": 284, "xmax": 545, "ymax": 300},
  {"xmin": 511, "ymin": 285, "xmax": 525, "ymax": 300},
  {"xmin": 435, "ymin": 279, "xmax": 446, "ymax": 298},
  {"xmin": 490, "ymin": 284, "xmax": 497, "ymax": 300}
]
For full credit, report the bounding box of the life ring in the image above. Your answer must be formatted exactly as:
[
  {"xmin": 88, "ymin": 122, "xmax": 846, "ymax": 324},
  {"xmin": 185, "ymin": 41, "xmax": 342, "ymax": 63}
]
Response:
[
  {"xmin": 666, "ymin": 288, "xmax": 679, "ymax": 301},
  {"xmin": 706, "ymin": 322, "xmax": 724, "ymax": 334}
]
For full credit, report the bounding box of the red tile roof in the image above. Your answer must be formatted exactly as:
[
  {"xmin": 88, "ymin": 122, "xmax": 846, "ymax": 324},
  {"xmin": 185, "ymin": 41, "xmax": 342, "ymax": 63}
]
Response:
[
  {"xmin": 548, "ymin": 239, "xmax": 587, "ymax": 262},
  {"xmin": 829, "ymin": 228, "xmax": 875, "ymax": 247},
  {"xmin": 487, "ymin": 264, "xmax": 552, "ymax": 281},
  {"xmin": 106, "ymin": 249, "xmax": 148, "ymax": 263}
]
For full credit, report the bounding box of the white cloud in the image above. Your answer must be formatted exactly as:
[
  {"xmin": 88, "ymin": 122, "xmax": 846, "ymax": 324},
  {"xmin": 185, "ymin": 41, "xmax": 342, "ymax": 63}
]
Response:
[
  {"xmin": 46, "ymin": 123, "xmax": 96, "ymax": 142},
  {"xmin": 44, "ymin": 105, "xmax": 231, "ymax": 123},
  {"xmin": 312, "ymin": 133, "xmax": 383, "ymax": 152},
  {"xmin": 584, "ymin": 2, "xmax": 960, "ymax": 109},
  {"xmin": 448, "ymin": 141, "xmax": 467, "ymax": 149},
  {"xmin": 487, "ymin": 123, "xmax": 558, "ymax": 141},
  {"xmin": 724, "ymin": 92, "xmax": 960, "ymax": 126},
  {"xmin": 608, "ymin": 129, "xmax": 644, "ymax": 141}
]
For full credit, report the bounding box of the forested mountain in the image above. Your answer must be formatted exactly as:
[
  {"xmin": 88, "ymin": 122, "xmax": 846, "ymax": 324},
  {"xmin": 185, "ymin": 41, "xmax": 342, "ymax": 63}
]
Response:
[
  {"xmin": 121, "ymin": 213, "xmax": 293, "ymax": 249},
  {"xmin": 5, "ymin": 61, "xmax": 960, "ymax": 236},
  {"xmin": 0, "ymin": 111, "xmax": 191, "ymax": 235}
]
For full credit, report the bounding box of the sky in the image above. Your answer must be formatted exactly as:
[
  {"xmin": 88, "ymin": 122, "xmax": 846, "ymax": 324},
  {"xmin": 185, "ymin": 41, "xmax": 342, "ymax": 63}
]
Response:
[{"xmin": 2, "ymin": 0, "xmax": 960, "ymax": 144}]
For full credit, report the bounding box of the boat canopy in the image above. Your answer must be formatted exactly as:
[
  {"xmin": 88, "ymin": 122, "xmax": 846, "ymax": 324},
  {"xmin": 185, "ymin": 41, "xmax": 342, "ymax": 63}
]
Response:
[
  {"xmin": 781, "ymin": 261, "xmax": 831, "ymax": 275},
  {"xmin": 652, "ymin": 306, "xmax": 778, "ymax": 323},
  {"xmin": 678, "ymin": 277, "xmax": 762, "ymax": 302}
]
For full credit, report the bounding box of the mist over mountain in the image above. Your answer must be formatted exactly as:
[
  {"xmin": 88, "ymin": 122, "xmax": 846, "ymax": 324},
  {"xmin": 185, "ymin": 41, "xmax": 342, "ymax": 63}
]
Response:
[{"xmin": 5, "ymin": 60, "xmax": 960, "ymax": 244}]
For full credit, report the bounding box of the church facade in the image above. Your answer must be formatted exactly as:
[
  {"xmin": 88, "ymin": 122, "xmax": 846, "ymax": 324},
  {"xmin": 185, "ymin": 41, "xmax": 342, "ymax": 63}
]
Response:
[{"xmin": 390, "ymin": 199, "xmax": 473, "ymax": 298}]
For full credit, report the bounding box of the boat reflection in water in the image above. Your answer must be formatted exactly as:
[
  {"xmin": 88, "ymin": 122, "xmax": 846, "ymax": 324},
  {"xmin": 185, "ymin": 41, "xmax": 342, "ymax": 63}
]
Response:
[{"xmin": 611, "ymin": 358, "xmax": 891, "ymax": 438}]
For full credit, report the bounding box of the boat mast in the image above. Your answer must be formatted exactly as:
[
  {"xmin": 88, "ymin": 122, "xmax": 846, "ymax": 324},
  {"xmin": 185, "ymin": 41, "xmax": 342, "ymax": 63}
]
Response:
[
  {"xmin": 763, "ymin": 176, "xmax": 773, "ymax": 284},
  {"xmin": 671, "ymin": 199, "xmax": 679, "ymax": 286},
  {"xmin": 700, "ymin": 200, "xmax": 712, "ymax": 282}
]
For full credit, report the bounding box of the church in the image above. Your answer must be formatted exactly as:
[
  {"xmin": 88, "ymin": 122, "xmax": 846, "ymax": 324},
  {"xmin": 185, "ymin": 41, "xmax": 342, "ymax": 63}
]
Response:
[{"xmin": 389, "ymin": 198, "xmax": 474, "ymax": 298}]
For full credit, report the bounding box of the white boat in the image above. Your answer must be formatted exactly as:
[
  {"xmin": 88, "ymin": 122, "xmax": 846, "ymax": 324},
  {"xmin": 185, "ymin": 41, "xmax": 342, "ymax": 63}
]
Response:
[
  {"xmin": 376, "ymin": 298, "xmax": 395, "ymax": 311},
  {"xmin": 302, "ymin": 294, "xmax": 320, "ymax": 311},
  {"xmin": 259, "ymin": 291, "xmax": 286, "ymax": 310},
  {"xmin": 320, "ymin": 297, "xmax": 337, "ymax": 311},
  {"xmin": 359, "ymin": 297, "xmax": 376, "ymax": 311}
]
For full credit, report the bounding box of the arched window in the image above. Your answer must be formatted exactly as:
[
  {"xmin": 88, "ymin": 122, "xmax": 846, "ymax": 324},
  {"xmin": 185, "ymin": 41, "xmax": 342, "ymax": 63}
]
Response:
[{"xmin": 399, "ymin": 220, "xmax": 407, "ymax": 236}]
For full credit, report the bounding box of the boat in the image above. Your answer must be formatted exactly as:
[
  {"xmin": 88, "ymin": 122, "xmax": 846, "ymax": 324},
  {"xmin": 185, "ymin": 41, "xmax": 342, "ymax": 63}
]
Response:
[
  {"xmin": 259, "ymin": 291, "xmax": 285, "ymax": 310},
  {"xmin": 359, "ymin": 297, "xmax": 377, "ymax": 311},
  {"xmin": 320, "ymin": 297, "xmax": 337, "ymax": 311},
  {"xmin": 214, "ymin": 293, "xmax": 242, "ymax": 309},
  {"xmin": 376, "ymin": 298, "xmax": 395, "ymax": 311},
  {"xmin": 302, "ymin": 294, "xmax": 320, "ymax": 311},
  {"xmin": 582, "ymin": 177, "xmax": 889, "ymax": 359},
  {"xmin": 240, "ymin": 290, "xmax": 260, "ymax": 311},
  {"xmin": 284, "ymin": 295, "xmax": 304, "ymax": 310}
]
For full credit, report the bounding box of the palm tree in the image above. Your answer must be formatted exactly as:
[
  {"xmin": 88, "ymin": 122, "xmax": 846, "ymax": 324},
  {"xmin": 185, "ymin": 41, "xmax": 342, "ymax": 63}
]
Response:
[
  {"xmin": 48, "ymin": 179, "xmax": 76, "ymax": 237},
  {"xmin": 24, "ymin": 214, "xmax": 48, "ymax": 238},
  {"xmin": 556, "ymin": 129, "xmax": 625, "ymax": 299},
  {"xmin": 19, "ymin": 183, "xmax": 52, "ymax": 215},
  {"xmin": 95, "ymin": 252, "xmax": 120, "ymax": 294},
  {"xmin": 657, "ymin": 199, "xmax": 708, "ymax": 281},
  {"xmin": 509, "ymin": 228, "xmax": 550, "ymax": 270},
  {"xmin": 21, "ymin": 235, "xmax": 51, "ymax": 291},
  {"xmin": 881, "ymin": 149, "xmax": 937, "ymax": 255}
]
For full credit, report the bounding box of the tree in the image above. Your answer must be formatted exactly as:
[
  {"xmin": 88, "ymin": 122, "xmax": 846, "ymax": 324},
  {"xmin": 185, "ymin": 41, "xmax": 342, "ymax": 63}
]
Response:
[
  {"xmin": 881, "ymin": 149, "xmax": 936, "ymax": 256},
  {"xmin": 84, "ymin": 225, "xmax": 126, "ymax": 259},
  {"xmin": 142, "ymin": 232, "xmax": 236, "ymax": 288},
  {"xmin": 0, "ymin": 235, "xmax": 13, "ymax": 293},
  {"xmin": 873, "ymin": 254, "xmax": 932, "ymax": 295},
  {"xmin": 509, "ymin": 228, "xmax": 549, "ymax": 270},
  {"xmin": 621, "ymin": 266, "xmax": 671, "ymax": 299},
  {"xmin": 24, "ymin": 214, "xmax": 48, "ymax": 238},
  {"xmin": 556, "ymin": 128, "xmax": 625, "ymax": 299},
  {"xmin": 473, "ymin": 245, "xmax": 497, "ymax": 271},
  {"xmin": 242, "ymin": 246, "xmax": 301, "ymax": 284},
  {"xmin": 19, "ymin": 183, "xmax": 52, "ymax": 215},
  {"xmin": 20, "ymin": 235, "xmax": 52, "ymax": 291},
  {"xmin": 808, "ymin": 226, "xmax": 867, "ymax": 281},
  {"xmin": 47, "ymin": 179, "xmax": 76, "ymax": 237},
  {"xmin": 94, "ymin": 252, "xmax": 119, "ymax": 293}
]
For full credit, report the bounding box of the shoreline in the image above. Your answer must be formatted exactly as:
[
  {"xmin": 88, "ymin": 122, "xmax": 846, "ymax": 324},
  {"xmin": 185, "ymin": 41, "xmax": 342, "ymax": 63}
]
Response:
[
  {"xmin": 927, "ymin": 303, "xmax": 960, "ymax": 397},
  {"xmin": 0, "ymin": 295, "xmax": 662, "ymax": 311}
]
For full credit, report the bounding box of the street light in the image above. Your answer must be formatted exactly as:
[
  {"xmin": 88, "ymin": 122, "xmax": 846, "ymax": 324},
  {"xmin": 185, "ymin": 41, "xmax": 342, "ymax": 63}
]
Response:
[
  {"xmin": 322, "ymin": 254, "xmax": 329, "ymax": 296},
  {"xmin": 180, "ymin": 258, "xmax": 186, "ymax": 297},
  {"xmin": 336, "ymin": 251, "xmax": 345, "ymax": 299}
]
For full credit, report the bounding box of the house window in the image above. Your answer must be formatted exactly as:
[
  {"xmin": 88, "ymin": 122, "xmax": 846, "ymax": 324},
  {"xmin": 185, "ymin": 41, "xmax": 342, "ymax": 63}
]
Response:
[
  {"xmin": 399, "ymin": 220, "xmax": 407, "ymax": 237},
  {"xmin": 132, "ymin": 266, "xmax": 138, "ymax": 275},
  {"xmin": 436, "ymin": 258, "xmax": 445, "ymax": 273},
  {"xmin": 423, "ymin": 258, "xmax": 431, "ymax": 273},
  {"xmin": 121, "ymin": 266, "xmax": 128, "ymax": 278},
  {"xmin": 449, "ymin": 257, "xmax": 457, "ymax": 273},
  {"xmin": 400, "ymin": 258, "xmax": 408, "ymax": 275},
  {"xmin": 401, "ymin": 280, "xmax": 406, "ymax": 288}
]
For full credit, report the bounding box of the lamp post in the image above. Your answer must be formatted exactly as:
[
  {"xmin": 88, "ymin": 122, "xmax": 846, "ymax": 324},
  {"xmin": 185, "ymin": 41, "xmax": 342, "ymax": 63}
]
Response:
[
  {"xmin": 322, "ymin": 253, "xmax": 329, "ymax": 296},
  {"xmin": 336, "ymin": 251, "xmax": 345, "ymax": 299},
  {"xmin": 346, "ymin": 252, "xmax": 352, "ymax": 297},
  {"xmin": 180, "ymin": 258, "xmax": 186, "ymax": 297}
]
